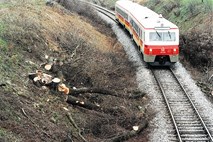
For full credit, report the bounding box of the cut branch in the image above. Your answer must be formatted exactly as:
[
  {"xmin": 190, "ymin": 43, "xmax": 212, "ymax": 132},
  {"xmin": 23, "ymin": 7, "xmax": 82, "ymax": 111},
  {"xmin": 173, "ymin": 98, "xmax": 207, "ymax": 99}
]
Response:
[
  {"xmin": 66, "ymin": 112, "xmax": 88, "ymax": 142},
  {"xmin": 71, "ymin": 45, "xmax": 80, "ymax": 59}
]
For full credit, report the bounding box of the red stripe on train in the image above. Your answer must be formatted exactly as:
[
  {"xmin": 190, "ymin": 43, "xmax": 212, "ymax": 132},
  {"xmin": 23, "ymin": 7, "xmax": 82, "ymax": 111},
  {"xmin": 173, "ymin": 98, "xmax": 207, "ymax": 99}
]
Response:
[{"xmin": 144, "ymin": 45, "xmax": 179, "ymax": 55}]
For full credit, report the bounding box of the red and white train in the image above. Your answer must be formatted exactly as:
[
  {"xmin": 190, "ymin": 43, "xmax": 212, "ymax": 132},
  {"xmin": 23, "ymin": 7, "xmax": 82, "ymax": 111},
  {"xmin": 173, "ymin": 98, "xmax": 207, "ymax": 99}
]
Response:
[{"xmin": 115, "ymin": 0, "xmax": 179, "ymax": 65}]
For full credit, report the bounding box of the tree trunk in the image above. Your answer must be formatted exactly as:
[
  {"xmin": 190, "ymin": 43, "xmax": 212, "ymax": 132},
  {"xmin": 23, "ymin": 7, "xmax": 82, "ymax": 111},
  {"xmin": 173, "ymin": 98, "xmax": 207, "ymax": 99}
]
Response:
[
  {"xmin": 69, "ymin": 87, "xmax": 118, "ymax": 97},
  {"xmin": 66, "ymin": 95, "xmax": 101, "ymax": 111},
  {"xmin": 66, "ymin": 95, "xmax": 125, "ymax": 116}
]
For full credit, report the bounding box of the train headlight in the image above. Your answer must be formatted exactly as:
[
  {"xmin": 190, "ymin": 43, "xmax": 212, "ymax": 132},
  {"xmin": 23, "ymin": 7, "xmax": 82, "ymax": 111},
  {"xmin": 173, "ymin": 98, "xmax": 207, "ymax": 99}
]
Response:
[
  {"xmin": 174, "ymin": 49, "xmax": 176, "ymax": 52},
  {"xmin": 149, "ymin": 49, "xmax": 152, "ymax": 55}
]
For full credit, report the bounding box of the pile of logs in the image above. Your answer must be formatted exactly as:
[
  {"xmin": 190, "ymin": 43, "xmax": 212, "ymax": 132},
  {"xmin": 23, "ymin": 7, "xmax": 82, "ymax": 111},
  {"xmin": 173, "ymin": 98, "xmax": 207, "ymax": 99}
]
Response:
[
  {"xmin": 29, "ymin": 70, "xmax": 70, "ymax": 94},
  {"xmin": 28, "ymin": 56, "xmax": 70, "ymax": 95}
]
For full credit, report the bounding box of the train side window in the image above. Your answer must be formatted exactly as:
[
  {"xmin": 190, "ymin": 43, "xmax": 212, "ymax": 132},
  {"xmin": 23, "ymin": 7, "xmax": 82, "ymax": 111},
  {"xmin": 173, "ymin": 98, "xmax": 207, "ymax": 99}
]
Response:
[
  {"xmin": 130, "ymin": 18, "xmax": 133, "ymax": 25},
  {"xmin": 140, "ymin": 29, "xmax": 143, "ymax": 39},
  {"xmin": 139, "ymin": 29, "xmax": 141, "ymax": 38},
  {"xmin": 117, "ymin": 7, "xmax": 128, "ymax": 20},
  {"xmin": 133, "ymin": 21, "xmax": 135, "ymax": 30},
  {"xmin": 133, "ymin": 22, "xmax": 139, "ymax": 34},
  {"xmin": 144, "ymin": 31, "xmax": 145, "ymax": 41}
]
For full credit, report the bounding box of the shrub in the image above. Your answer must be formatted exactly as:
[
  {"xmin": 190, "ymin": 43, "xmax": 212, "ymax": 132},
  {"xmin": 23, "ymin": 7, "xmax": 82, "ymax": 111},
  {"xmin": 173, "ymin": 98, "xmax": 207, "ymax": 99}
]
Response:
[
  {"xmin": 58, "ymin": 0, "xmax": 116, "ymax": 38},
  {"xmin": 180, "ymin": 32, "xmax": 213, "ymax": 71},
  {"xmin": 187, "ymin": 1, "xmax": 200, "ymax": 17}
]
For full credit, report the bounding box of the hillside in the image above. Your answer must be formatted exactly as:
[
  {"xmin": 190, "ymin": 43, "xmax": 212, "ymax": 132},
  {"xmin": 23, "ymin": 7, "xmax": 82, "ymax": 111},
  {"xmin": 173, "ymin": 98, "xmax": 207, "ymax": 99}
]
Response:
[{"xmin": 0, "ymin": 0, "xmax": 148, "ymax": 141}]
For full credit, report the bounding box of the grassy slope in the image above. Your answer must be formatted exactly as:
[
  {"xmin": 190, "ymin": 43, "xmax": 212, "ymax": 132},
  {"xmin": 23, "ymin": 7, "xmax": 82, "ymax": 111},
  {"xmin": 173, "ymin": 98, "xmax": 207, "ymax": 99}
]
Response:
[
  {"xmin": 0, "ymin": 0, "xmax": 146, "ymax": 141},
  {"xmin": 144, "ymin": 0, "xmax": 213, "ymax": 34}
]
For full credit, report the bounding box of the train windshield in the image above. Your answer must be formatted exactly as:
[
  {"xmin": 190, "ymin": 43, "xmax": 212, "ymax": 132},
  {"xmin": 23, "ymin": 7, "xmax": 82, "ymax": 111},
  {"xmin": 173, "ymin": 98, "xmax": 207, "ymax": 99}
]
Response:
[{"xmin": 149, "ymin": 31, "xmax": 176, "ymax": 42}]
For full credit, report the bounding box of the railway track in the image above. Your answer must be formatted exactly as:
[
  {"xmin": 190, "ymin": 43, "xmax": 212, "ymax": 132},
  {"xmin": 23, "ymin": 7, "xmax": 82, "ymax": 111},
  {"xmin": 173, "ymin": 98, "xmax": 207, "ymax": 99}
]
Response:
[
  {"xmin": 152, "ymin": 67, "xmax": 213, "ymax": 141},
  {"xmin": 79, "ymin": 0, "xmax": 117, "ymax": 23}
]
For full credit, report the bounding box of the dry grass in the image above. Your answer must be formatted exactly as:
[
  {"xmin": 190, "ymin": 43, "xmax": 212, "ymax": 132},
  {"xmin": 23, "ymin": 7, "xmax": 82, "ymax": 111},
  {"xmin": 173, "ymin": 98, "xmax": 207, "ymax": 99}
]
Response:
[{"xmin": 0, "ymin": 0, "xmax": 147, "ymax": 142}]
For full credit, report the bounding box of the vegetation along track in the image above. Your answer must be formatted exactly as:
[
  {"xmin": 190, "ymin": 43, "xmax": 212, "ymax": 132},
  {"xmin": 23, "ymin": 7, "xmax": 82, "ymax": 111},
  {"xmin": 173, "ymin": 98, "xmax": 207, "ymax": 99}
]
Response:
[
  {"xmin": 152, "ymin": 67, "xmax": 213, "ymax": 141},
  {"xmin": 79, "ymin": 0, "xmax": 117, "ymax": 22}
]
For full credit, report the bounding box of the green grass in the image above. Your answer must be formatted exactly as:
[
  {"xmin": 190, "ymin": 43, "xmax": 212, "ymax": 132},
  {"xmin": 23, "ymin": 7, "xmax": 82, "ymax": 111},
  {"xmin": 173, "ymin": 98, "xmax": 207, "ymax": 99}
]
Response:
[
  {"xmin": 144, "ymin": 0, "xmax": 212, "ymax": 34},
  {"xmin": 0, "ymin": 2, "xmax": 11, "ymax": 8},
  {"xmin": 0, "ymin": 21, "xmax": 8, "ymax": 47},
  {"xmin": 0, "ymin": 128, "xmax": 22, "ymax": 142},
  {"xmin": 0, "ymin": 38, "xmax": 7, "ymax": 47}
]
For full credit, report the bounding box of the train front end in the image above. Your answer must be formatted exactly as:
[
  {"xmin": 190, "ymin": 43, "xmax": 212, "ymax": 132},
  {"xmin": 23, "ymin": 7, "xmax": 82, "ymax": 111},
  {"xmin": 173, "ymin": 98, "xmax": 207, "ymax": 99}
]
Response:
[{"xmin": 143, "ymin": 18, "xmax": 179, "ymax": 66}]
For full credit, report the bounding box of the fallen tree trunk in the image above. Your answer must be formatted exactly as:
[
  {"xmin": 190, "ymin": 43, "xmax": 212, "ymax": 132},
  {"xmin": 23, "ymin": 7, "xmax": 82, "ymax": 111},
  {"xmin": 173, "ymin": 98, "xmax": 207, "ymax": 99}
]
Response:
[
  {"xmin": 69, "ymin": 87, "xmax": 118, "ymax": 97},
  {"xmin": 66, "ymin": 95, "xmax": 102, "ymax": 111},
  {"xmin": 128, "ymin": 92, "xmax": 146, "ymax": 99},
  {"xmin": 106, "ymin": 119, "xmax": 148, "ymax": 142},
  {"xmin": 67, "ymin": 96, "xmax": 125, "ymax": 116}
]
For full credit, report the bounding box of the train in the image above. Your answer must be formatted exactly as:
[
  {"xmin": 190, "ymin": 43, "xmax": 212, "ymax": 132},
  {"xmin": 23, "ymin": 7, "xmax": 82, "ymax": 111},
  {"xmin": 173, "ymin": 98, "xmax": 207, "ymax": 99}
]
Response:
[{"xmin": 115, "ymin": 0, "xmax": 179, "ymax": 66}]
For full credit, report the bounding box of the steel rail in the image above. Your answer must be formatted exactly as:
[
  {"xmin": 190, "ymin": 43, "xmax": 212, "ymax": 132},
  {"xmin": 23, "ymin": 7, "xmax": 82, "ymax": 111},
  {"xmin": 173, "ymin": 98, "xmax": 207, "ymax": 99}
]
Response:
[
  {"xmin": 78, "ymin": 0, "xmax": 117, "ymax": 23},
  {"xmin": 94, "ymin": 7, "xmax": 117, "ymax": 23},
  {"xmin": 151, "ymin": 69, "xmax": 183, "ymax": 142},
  {"xmin": 84, "ymin": 1, "xmax": 115, "ymax": 16},
  {"xmin": 152, "ymin": 67, "xmax": 213, "ymax": 141},
  {"xmin": 170, "ymin": 68, "xmax": 213, "ymax": 141}
]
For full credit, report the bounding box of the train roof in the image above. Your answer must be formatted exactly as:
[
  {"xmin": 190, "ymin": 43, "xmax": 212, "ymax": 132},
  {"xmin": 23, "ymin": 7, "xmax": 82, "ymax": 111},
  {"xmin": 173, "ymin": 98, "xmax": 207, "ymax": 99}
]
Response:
[{"xmin": 115, "ymin": 0, "xmax": 178, "ymax": 30}]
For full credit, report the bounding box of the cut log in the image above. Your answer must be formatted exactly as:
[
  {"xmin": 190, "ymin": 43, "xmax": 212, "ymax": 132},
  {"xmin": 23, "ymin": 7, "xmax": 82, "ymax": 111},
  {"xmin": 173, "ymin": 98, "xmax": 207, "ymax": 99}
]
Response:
[
  {"xmin": 58, "ymin": 83, "xmax": 70, "ymax": 95},
  {"xmin": 36, "ymin": 70, "xmax": 43, "ymax": 77},
  {"xmin": 66, "ymin": 96, "xmax": 101, "ymax": 111},
  {"xmin": 33, "ymin": 77, "xmax": 44, "ymax": 87},
  {"xmin": 66, "ymin": 96, "xmax": 126, "ymax": 116},
  {"xmin": 44, "ymin": 63, "xmax": 53, "ymax": 71},
  {"xmin": 106, "ymin": 119, "xmax": 148, "ymax": 142},
  {"xmin": 45, "ymin": 78, "xmax": 61, "ymax": 90},
  {"xmin": 41, "ymin": 73, "xmax": 53, "ymax": 84},
  {"xmin": 52, "ymin": 78, "xmax": 61, "ymax": 83},
  {"xmin": 28, "ymin": 73, "xmax": 37, "ymax": 80},
  {"xmin": 69, "ymin": 87, "xmax": 118, "ymax": 97},
  {"xmin": 33, "ymin": 76, "xmax": 40, "ymax": 82}
]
